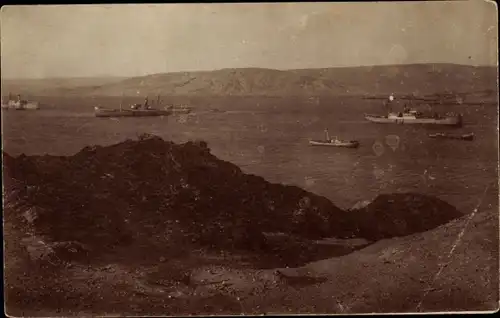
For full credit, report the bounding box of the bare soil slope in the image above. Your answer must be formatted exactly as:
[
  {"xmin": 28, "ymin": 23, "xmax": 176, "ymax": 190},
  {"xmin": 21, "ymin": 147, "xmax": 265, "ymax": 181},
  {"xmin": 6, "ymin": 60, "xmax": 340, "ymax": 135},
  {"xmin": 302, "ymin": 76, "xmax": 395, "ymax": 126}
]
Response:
[{"xmin": 246, "ymin": 208, "xmax": 498, "ymax": 314}]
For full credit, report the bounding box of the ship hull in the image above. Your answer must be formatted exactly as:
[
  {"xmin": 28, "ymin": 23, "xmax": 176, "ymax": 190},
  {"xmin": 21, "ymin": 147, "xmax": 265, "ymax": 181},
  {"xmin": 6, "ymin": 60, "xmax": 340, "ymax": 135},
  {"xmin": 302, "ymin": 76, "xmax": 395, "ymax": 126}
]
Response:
[
  {"xmin": 309, "ymin": 140, "xmax": 359, "ymax": 148},
  {"xmin": 364, "ymin": 114, "xmax": 462, "ymax": 126},
  {"xmin": 95, "ymin": 108, "xmax": 172, "ymax": 118},
  {"xmin": 2, "ymin": 102, "xmax": 40, "ymax": 110}
]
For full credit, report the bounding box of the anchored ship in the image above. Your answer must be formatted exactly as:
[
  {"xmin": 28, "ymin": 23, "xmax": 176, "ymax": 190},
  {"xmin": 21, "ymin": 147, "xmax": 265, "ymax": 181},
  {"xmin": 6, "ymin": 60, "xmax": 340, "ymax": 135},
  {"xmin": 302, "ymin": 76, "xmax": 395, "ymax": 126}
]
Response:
[
  {"xmin": 94, "ymin": 95, "xmax": 171, "ymax": 118},
  {"xmin": 308, "ymin": 129, "xmax": 360, "ymax": 148},
  {"xmin": 1, "ymin": 94, "xmax": 40, "ymax": 110},
  {"xmin": 167, "ymin": 104, "xmax": 192, "ymax": 115},
  {"xmin": 364, "ymin": 95, "xmax": 462, "ymax": 126},
  {"xmin": 364, "ymin": 110, "xmax": 462, "ymax": 126},
  {"xmin": 428, "ymin": 132, "xmax": 474, "ymax": 141}
]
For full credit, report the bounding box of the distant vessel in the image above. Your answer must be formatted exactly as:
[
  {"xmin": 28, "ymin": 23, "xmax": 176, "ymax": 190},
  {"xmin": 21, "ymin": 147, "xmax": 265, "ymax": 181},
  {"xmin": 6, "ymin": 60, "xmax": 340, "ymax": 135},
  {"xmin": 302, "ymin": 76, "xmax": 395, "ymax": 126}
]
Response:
[
  {"xmin": 428, "ymin": 132, "xmax": 474, "ymax": 141},
  {"xmin": 94, "ymin": 95, "xmax": 171, "ymax": 118},
  {"xmin": 364, "ymin": 110, "xmax": 462, "ymax": 126},
  {"xmin": 309, "ymin": 129, "xmax": 360, "ymax": 148},
  {"xmin": 210, "ymin": 108, "xmax": 224, "ymax": 113},
  {"xmin": 94, "ymin": 107, "xmax": 172, "ymax": 118},
  {"xmin": 1, "ymin": 94, "xmax": 40, "ymax": 110},
  {"xmin": 364, "ymin": 94, "xmax": 462, "ymax": 126},
  {"xmin": 167, "ymin": 104, "xmax": 192, "ymax": 114}
]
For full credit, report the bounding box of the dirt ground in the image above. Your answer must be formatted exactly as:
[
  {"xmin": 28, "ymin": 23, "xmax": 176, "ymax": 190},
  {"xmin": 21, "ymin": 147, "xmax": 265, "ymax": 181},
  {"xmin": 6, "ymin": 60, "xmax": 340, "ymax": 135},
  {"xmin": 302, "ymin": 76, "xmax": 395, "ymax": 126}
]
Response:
[{"xmin": 4, "ymin": 208, "xmax": 498, "ymax": 316}]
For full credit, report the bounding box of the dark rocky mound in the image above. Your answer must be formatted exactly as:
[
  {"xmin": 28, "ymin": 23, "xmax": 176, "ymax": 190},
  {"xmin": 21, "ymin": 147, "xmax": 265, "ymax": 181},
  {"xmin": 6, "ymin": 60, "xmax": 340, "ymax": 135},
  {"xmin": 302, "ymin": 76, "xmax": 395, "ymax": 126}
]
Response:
[
  {"xmin": 2, "ymin": 135, "xmax": 354, "ymax": 263},
  {"xmin": 2, "ymin": 135, "xmax": 464, "ymax": 265},
  {"xmin": 349, "ymin": 193, "xmax": 463, "ymax": 241}
]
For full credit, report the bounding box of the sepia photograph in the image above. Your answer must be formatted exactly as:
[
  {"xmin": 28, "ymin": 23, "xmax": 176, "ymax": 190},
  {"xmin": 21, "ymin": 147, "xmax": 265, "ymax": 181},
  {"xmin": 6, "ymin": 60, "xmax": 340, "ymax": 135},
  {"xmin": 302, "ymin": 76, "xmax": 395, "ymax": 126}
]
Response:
[{"xmin": 2, "ymin": 1, "xmax": 499, "ymax": 316}]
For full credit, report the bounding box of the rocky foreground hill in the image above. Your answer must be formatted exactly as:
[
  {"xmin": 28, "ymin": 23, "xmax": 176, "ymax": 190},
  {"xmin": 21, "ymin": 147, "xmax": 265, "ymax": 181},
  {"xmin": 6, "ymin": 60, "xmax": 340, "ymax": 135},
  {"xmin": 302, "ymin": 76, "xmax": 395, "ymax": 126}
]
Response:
[
  {"xmin": 3, "ymin": 135, "xmax": 498, "ymax": 315},
  {"xmin": 2, "ymin": 63, "xmax": 496, "ymax": 98}
]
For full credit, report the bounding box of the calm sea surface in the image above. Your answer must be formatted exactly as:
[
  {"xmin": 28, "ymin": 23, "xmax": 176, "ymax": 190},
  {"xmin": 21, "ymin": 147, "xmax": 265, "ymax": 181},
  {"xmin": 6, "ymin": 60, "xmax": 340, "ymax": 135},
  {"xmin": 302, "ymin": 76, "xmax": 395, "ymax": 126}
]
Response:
[{"xmin": 2, "ymin": 96, "xmax": 498, "ymax": 213}]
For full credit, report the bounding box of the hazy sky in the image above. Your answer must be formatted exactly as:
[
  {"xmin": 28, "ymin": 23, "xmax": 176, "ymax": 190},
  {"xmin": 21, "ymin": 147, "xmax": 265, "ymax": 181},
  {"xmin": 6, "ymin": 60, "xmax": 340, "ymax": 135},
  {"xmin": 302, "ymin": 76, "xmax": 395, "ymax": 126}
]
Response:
[{"xmin": 1, "ymin": 1, "xmax": 497, "ymax": 79}]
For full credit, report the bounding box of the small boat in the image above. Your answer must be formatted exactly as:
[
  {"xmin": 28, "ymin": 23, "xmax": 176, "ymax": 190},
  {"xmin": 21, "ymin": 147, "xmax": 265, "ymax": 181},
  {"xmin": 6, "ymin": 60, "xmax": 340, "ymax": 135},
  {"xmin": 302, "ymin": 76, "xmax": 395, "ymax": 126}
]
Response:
[
  {"xmin": 309, "ymin": 139, "xmax": 360, "ymax": 148},
  {"xmin": 428, "ymin": 132, "xmax": 475, "ymax": 141},
  {"xmin": 309, "ymin": 129, "xmax": 360, "ymax": 148},
  {"xmin": 94, "ymin": 95, "xmax": 171, "ymax": 118}
]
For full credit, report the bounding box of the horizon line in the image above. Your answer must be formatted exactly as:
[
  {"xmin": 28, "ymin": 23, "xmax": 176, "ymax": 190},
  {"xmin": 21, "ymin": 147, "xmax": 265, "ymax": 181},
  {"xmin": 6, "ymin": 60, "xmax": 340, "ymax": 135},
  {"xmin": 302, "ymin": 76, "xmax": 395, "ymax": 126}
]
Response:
[{"xmin": 2, "ymin": 62, "xmax": 497, "ymax": 81}]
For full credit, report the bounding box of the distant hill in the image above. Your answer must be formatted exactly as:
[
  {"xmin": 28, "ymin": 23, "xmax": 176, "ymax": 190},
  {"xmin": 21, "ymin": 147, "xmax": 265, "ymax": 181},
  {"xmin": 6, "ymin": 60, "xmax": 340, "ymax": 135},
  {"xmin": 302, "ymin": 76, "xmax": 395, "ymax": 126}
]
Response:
[
  {"xmin": 1, "ymin": 64, "xmax": 497, "ymax": 97},
  {"xmin": 1, "ymin": 77, "xmax": 126, "ymax": 97}
]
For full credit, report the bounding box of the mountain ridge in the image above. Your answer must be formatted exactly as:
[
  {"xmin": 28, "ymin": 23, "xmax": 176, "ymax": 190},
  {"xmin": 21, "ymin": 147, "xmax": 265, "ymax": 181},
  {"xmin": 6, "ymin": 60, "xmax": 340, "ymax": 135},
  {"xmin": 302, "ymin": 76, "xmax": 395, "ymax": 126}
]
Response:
[{"xmin": 1, "ymin": 63, "xmax": 497, "ymax": 97}]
